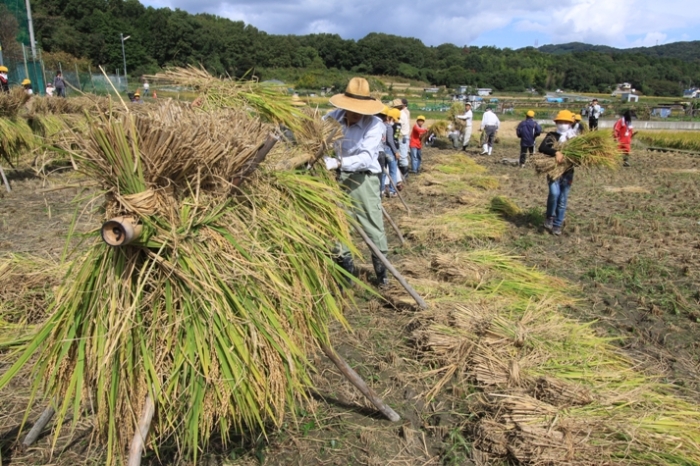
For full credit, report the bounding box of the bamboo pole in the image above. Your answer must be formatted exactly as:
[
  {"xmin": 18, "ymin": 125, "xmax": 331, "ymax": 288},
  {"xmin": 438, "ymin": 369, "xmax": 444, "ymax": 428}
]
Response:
[
  {"xmin": 127, "ymin": 395, "xmax": 155, "ymax": 466},
  {"xmin": 381, "ymin": 205, "xmax": 405, "ymax": 246},
  {"xmin": 21, "ymin": 406, "xmax": 55, "ymax": 448},
  {"xmin": 232, "ymin": 134, "xmax": 278, "ymax": 187},
  {"xmin": 352, "ymin": 222, "xmax": 428, "ymax": 309},
  {"xmin": 382, "ymin": 166, "xmax": 410, "ymax": 214},
  {"xmin": 320, "ymin": 344, "xmax": 400, "ymax": 422}
]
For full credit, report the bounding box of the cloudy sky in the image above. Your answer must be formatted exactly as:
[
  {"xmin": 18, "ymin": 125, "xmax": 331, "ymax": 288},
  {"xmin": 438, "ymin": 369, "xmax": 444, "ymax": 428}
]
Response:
[{"xmin": 141, "ymin": 0, "xmax": 698, "ymax": 49}]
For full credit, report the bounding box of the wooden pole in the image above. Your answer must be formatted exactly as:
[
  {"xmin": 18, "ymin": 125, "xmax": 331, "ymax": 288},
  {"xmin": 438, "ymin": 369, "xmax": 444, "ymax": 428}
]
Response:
[
  {"xmin": 320, "ymin": 344, "xmax": 400, "ymax": 422},
  {"xmin": 231, "ymin": 134, "xmax": 278, "ymax": 187},
  {"xmin": 127, "ymin": 395, "xmax": 155, "ymax": 466},
  {"xmin": 352, "ymin": 222, "xmax": 428, "ymax": 309},
  {"xmin": 308, "ymin": 127, "xmax": 340, "ymax": 169},
  {"xmin": 382, "ymin": 166, "xmax": 410, "ymax": 214},
  {"xmin": 0, "ymin": 164, "xmax": 10, "ymax": 193},
  {"xmin": 381, "ymin": 205, "xmax": 405, "ymax": 246},
  {"xmin": 21, "ymin": 406, "xmax": 55, "ymax": 448}
]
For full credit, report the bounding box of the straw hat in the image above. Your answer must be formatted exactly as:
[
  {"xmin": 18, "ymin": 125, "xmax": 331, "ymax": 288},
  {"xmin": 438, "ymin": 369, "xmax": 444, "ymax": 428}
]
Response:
[
  {"xmin": 553, "ymin": 110, "xmax": 575, "ymax": 123},
  {"xmin": 526, "ymin": 110, "xmax": 535, "ymax": 117},
  {"xmin": 0, "ymin": 66, "xmax": 8, "ymax": 73},
  {"xmin": 329, "ymin": 78, "xmax": 384, "ymax": 115},
  {"xmin": 134, "ymin": 91, "xmax": 141, "ymax": 97},
  {"xmin": 388, "ymin": 108, "xmax": 401, "ymax": 121},
  {"xmin": 21, "ymin": 78, "xmax": 31, "ymax": 86},
  {"xmin": 291, "ymin": 94, "xmax": 306, "ymax": 107},
  {"xmin": 392, "ymin": 98, "xmax": 404, "ymax": 108}
]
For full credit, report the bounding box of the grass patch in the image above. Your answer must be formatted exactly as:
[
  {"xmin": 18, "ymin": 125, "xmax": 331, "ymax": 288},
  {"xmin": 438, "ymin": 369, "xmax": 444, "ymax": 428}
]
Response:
[
  {"xmin": 638, "ymin": 131, "xmax": 700, "ymax": 152},
  {"xmin": 400, "ymin": 208, "xmax": 506, "ymax": 244}
]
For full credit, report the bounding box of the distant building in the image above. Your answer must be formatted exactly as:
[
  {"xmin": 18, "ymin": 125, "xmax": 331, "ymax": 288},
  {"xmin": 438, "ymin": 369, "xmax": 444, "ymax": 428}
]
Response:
[
  {"xmin": 612, "ymin": 82, "xmax": 634, "ymax": 96},
  {"xmin": 477, "ymin": 88, "xmax": 492, "ymax": 96},
  {"xmin": 621, "ymin": 93, "xmax": 639, "ymax": 103},
  {"xmin": 683, "ymin": 88, "xmax": 700, "ymax": 98},
  {"xmin": 424, "ymin": 87, "xmax": 440, "ymax": 93}
]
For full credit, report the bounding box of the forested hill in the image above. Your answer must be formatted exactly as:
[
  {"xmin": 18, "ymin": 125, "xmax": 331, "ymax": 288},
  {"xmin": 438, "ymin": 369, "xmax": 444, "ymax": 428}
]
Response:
[
  {"xmin": 538, "ymin": 41, "xmax": 700, "ymax": 63},
  {"xmin": 7, "ymin": 0, "xmax": 700, "ymax": 96}
]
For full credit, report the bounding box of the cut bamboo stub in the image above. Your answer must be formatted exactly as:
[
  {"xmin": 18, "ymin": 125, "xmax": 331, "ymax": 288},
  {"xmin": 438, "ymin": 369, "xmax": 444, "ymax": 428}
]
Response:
[{"xmin": 101, "ymin": 216, "xmax": 142, "ymax": 247}]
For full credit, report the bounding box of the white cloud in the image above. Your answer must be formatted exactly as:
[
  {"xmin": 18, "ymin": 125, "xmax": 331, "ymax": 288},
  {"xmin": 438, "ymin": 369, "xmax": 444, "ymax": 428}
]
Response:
[{"xmin": 140, "ymin": 0, "xmax": 700, "ymax": 49}]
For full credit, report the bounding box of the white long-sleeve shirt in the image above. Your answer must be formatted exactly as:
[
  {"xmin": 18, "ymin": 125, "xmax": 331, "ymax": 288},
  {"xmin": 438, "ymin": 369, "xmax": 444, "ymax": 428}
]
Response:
[
  {"xmin": 480, "ymin": 110, "xmax": 500, "ymax": 130},
  {"xmin": 456, "ymin": 109, "xmax": 473, "ymax": 126},
  {"xmin": 325, "ymin": 109, "xmax": 384, "ymax": 174},
  {"xmin": 399, "ymin": 108, "xmax": 410, "ymax": 140}
]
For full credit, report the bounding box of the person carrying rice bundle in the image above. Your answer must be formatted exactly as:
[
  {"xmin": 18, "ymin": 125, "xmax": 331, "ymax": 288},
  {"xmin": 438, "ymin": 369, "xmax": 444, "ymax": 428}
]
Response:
[
  {"xmin": 324, "ymin": 77, "xmax": 390, "ymax": 287},
  {"xmin": 613, "ymin": 110, "xmax": 634, "ymax": 167},
  {"xmin": 539, "ymin": 110, "xmax": 578, "ymax": 236},
  {"xmin": 456, "ymin": 102, "xmax": 473, "ymax": 150}
]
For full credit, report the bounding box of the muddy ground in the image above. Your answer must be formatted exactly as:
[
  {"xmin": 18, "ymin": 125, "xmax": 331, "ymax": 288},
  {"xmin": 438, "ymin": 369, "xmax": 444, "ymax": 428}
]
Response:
[{"xmin": 0, "ymin": 136, "xmax": 699, "ymax": 465}]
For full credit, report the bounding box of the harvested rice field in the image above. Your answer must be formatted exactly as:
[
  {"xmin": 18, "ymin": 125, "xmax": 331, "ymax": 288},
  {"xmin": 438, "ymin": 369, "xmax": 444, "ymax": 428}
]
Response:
[{"xmin": 2, "ymin": 120, "xmax": 700, "ymax": 466}]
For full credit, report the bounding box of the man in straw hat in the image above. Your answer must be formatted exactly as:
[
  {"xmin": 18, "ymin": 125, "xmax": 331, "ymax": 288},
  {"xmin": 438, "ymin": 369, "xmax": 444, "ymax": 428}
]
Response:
[{"xmin": 324, "ymin": 77, "xmax": 390, "ymax": 287}]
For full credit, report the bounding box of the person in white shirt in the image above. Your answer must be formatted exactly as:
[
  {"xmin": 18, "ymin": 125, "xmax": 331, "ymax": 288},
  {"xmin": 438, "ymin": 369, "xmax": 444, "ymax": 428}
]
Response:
[
  {"xmin": 588, "ymin": 99, "xmax": 601, "ymax": 131},
  {"xmin": 45, "ymin": 83, "xmax": 55, "ymax": 96},
  {"xmin": 455, "ymin": 102, "xmax": 473, "ymax": 150},
  {"xmin": 324, "ymin": 77, "xmax": 390, "ymax": 287},
  {"xmin": 393, "ymin": 98, "xmax": 411, "ymax": 177},
  {"xmin": 143, "ymin": 80, "xmax": 150, "ymax": 97},
  {"xmin": 479, "ymin": 107, "xmax": 500, "ymax": 155}
]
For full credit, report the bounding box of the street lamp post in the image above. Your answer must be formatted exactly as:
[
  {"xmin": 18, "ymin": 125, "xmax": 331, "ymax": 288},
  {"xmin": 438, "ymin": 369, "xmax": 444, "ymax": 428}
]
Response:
[{"xmin": 120, "ymin": 33, "xmax": 130, "ymax": 89}]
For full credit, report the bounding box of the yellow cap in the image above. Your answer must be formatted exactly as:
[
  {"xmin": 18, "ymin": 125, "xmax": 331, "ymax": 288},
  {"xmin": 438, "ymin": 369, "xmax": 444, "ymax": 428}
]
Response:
[
  {"xmin": 0, "ymin": 66, "xmax": 8, "ymax": 72},
  {"xmin": 21, "ymin": 78, "xmax": 31, "ymax": 86},
  {"xmin": 388, "ymin": 108, "xmax": 401, "ymax": 121},
  {"xmin": 379, "ymin": 105, "xmax": 390, "ymax": 116},
  {"xmin": 574, "ymin": 114, "xmax": 582, "ymax": 121},
  {"xmin": 526, "ymin": 110, "xmax": 535, "ymax": 117},
  {"xmin": 134, "ymin": 91, "xmax": 140, "ymax": 96},
  {"xmin": 553, "ymin": 110, "xmax": 575, "ymax": 123},
  {"xmin": 416, "ymin": 115, "xmax": 426, "ymax": 121}
]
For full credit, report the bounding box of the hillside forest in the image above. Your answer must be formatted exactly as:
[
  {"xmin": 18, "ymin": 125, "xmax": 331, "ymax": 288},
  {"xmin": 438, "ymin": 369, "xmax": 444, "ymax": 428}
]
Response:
[{"xmin": 4, "ymin": 0, "xmax": 700, "ymax": 96}]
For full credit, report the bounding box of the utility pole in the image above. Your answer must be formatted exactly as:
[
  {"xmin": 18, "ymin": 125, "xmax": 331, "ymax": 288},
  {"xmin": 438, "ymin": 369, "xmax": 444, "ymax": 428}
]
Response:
[
  {"xmin": 25, "ymin": 0, "xmax": 37, "ymax": 59},
  {"xmin": 120, "ymin": 33, "xmax": 130, "ymax": 89},
  {"xmin": 0, "ymin": 41, "xmax": 4, "ymax": 66}
]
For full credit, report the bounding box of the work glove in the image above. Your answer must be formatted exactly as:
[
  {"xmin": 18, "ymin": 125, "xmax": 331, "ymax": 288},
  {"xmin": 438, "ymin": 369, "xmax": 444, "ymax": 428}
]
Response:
[{"xmin": 324, "ymin": 156, "xmax": 340, "ymax": 171}]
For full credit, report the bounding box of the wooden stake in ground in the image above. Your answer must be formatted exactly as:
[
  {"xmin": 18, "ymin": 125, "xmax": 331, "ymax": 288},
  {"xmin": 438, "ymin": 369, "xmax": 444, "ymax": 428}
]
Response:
[
  {"xmin": 320, "ymin": 344, "xmax": 400, "ymax": 422},
  {"xmin": 0, "ymin": 164, "xmax": 10, "ymax": 193},
  {"xmin": 381, "ymin": 205, "xmax": 405, "ymax": 246},
  {"xmin": 352, "ymin": 222, "xmax": 428, "ymax": 309},
  {"xmin": 127, "ymin": 395, "xmax": 155, "ymax": 466},
  {"xmin": 21, "ymin": 406, "xmax": 55, "ymax": 448}
]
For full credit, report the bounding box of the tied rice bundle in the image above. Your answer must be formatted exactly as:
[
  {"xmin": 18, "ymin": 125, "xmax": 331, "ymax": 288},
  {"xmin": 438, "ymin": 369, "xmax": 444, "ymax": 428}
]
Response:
[
  {"xmin": 0, "ymin": 116, "xmax": 36, "ymax": 165},
  {"xmin": 429, "ymin": 120, "xmax": 449, "ymax": 137},
  {"xmin": 148, "ymin": 66, "xmax": 308, "ymax": 132},
  {"xmin": 446, "ymin": 102, "xmax": 466, "ymax": 132},
  {"xmin": 534, "ymin": 131, "xmax": 622, "ymax": 179},
  {"xmin": 0, "ymin": 100, "xmax": 356, "ymax": 463},
  {"xmin": 489, "ymin": 195, "xmax": 521, "ymax": 217},
  {"xmin": 0, "ymin": 87, "xmax": 30, "ymax": 118}
]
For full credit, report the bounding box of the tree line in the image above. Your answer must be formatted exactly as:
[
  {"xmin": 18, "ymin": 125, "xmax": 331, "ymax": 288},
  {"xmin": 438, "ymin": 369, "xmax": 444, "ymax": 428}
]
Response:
[{"xmin": 15, "ymin": 0, "xmax": 700, "ymax": 96}]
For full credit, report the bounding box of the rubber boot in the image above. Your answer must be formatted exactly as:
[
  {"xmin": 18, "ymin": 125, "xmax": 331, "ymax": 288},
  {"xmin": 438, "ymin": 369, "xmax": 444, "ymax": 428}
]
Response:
[
  {"xmin": 481, "ymin": 144, "xmax": 488, "ymax": 155},
  {"xmin": 371, "ymin": 254, "xmax": 389, "ymax": 288},
  {"xmin": 488, "ymin": 146, "xmax": 493, "ymax": 155},
  {"xmin": 334, "ymin": 254, "xmax": 355, "ymax": 286}
]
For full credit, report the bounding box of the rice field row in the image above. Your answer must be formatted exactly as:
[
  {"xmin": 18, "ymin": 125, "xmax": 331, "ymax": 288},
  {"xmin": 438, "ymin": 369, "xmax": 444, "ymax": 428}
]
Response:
[{"xmin": 637, "ymin": 131, "xmax": 700, "ymax": 152}]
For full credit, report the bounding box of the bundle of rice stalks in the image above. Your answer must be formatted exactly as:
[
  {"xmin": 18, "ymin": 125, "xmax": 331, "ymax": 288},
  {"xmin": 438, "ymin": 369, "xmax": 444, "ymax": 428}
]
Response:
[
  {"xmin": 430, "ymin": 253, "xmax": 489, "ymax": 286},
  {"xmin": 271, "ymin": 107, "xmax": 342, "ymax": 171},
  {"xmin": 29, "ymin": 95, "xmax": 111, "ymax": 116},
  {"xmin": 400, "ymin": 207, "xmax": 506, "ymax": 243},
  {"xmin": 489, "ymin": 195, "xmax": 521, "ymax": 217},
  {"xmin": 148, "ymin": 66, "xmax": 308, "ymax": 132},
  {"xmin": 0, "ymin": 101, "xmax": 357, "ymax": 463},
  {"xmin": 0, "ymin": 87, "xmax": 30, "ymax": 117},
  {"xmin": 28, "ymin": 114, "xmax": 67, "ymax": 138},
  {"xmin": 534, "ymin": 131, "xmax": 622, "ymax": 179},
  {"xmin": 446, "ymin": 102, "xmax": 466, "ymax": 132},
  {"xmin": 428, "ymin": 120, "xmax": 449, "ymax": 137},
  {"xmin": 0, "ymin": 117, "xmax": 36, "ymax": 165},
  {"xmin": 0, "ymin": 253, "xmax": 64, "ymax": 325}
]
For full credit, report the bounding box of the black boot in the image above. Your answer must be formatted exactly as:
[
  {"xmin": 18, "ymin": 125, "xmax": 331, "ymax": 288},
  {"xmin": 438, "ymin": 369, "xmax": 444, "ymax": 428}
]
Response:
[
  {"xmin": 371, "ymin": 254, "xmax": 389, "ymax": 288},
  {"xmin": 334, "ymin": 254, "xmax": 355, "ymax": 286}
]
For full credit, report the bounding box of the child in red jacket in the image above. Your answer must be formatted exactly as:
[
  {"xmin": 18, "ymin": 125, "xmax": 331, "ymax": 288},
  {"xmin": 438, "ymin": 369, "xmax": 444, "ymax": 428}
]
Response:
[
  {"xmin": 613, "ymin": 110, "xmax": 634, "ymax": 167},
  {"xmin": 409, "ymin": 115, "xmax": 428, "ymax": 174}
]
